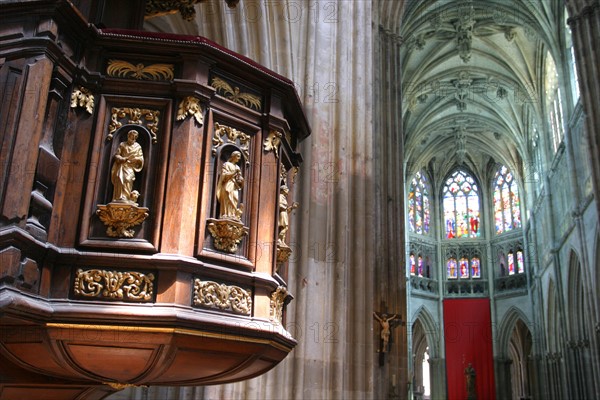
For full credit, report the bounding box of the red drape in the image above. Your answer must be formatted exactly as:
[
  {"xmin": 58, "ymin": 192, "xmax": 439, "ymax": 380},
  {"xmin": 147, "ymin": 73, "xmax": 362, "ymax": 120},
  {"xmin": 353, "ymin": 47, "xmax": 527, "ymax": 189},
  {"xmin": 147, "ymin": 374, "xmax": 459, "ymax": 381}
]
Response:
[{"xmin": 443, "ymin": 298, "xmax": 495, "ymax": 400}]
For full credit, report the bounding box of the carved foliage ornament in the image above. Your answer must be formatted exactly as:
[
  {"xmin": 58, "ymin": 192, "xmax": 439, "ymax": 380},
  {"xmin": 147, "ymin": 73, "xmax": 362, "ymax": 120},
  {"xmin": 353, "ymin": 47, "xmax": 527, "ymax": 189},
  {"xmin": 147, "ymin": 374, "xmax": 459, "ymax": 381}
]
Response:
[
  {"xmin": 263, "ymin": 130, "xmax": 282, "ymax": 158},
  {"xmin": 193, "ymin": 279, "xmax": 252, "ymax": 316},
  {"xmin": 107, "ymin": 59, "xmax": 174, "ymax": 81},
  {"xmin": 269, "ymin": 286, "xmax": 288, "ymax": 324},
  {"xmin": 74, "ymin": 268, "xmax": 154, "ymax": 302},
  {"xmin": 96, "ymin": 129, "xmax": 150, "ymax": 238},
  {"xmin": 145, "ymin": 0, "xmax": 239, "ymax": 21},
  {"xmin": 70, "ymin": 86, "xmax": 94, "ymax": 114},
  {"xmin": 109, "ymin": 107, "xmax": 160, "ymax": 143},
  {"xmin": 212, "ymin": 122, "xmax": 251, "ymax": 164},
  {"xmin": 207, "ymin": 218, "xmax": 248, "ymax": 253},
  {"xmin": 176, "ymin": 96, "xmax": 204, "ymax": 126},
  {"xmin": 96, "ymin": 202, "xmax": 149, "ymax": 238},
  {"xmin": 211, "ymin": 76, "xmax": 261, "ymax": 111}
]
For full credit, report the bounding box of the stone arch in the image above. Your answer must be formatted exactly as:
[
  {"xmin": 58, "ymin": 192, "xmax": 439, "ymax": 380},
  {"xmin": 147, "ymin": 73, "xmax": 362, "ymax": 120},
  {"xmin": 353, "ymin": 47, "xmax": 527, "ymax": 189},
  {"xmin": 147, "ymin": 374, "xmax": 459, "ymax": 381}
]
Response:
[
  {"xmin": 496, "ymin": 307, "xmax": 533, "ymax": 400},
  {"xmin": 497, "ymin": 306, "xmax": 532, "ymax": 356},
  {"xmin": 411, "ymin": 307, "xmax": 440, "ymax": 399},
  {"xmin": 566, "ymin": 248, "xmax": 595, "ymax": 398},
  {"xmin": 411, "ymin": 306, "xmax": 440, "ymax": 358},
  {"xmin": 567, "ymin": 249, "xmax": 586, "ymax": 339}
]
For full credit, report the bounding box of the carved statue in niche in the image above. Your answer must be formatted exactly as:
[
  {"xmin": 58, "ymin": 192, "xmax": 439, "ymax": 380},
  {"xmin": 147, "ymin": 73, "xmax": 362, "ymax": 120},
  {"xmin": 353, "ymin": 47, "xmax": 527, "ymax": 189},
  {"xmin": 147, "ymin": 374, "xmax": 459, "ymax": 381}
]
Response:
[
  {"xmin": 216, "ymin": 150, "xmax": 244, "ymax": 220},
  {"xmin": 276, "ymin": 180, "xmax": 299, "ymax": 266},
  {"xmin": 278, "ymin": 185, "xmax": 298, "ymax": 246},
  {"xmin": 111, "ymin": 129, "xmax": 144, "ymax": 205},
  {"xmin": 96, "ymin": 129, "xmax": 149, "ymax": 238},
  {"xmin": 207, "ymin": 149, "xmax": 249, "ymax": 253}
]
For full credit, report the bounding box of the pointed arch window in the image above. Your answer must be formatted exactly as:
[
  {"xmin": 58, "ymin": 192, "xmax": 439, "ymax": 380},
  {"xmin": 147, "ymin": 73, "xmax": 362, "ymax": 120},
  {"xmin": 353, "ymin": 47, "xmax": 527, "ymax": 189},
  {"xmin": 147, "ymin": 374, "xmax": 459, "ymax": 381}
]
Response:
[
  {"xmin": 499, "ymin": 249, "xmax": 525, "ymax": 276},
  {"xmin": 442, "ymin": 170, "xmax": 480, "ymax": 239},
  {"xmin": 446, "ymin": 255, "xmax": 481, "ymax": 279},
  {"xmin": 493, "ymin": 165, "xmax": 521, "ymax": 234},
  {"xmin": 545, "ymin": 52, "xmax": 564, "ymax": 153},
  {"xmin": 408, "ymin": 171, "xmax": 431, "ymax": 235}
]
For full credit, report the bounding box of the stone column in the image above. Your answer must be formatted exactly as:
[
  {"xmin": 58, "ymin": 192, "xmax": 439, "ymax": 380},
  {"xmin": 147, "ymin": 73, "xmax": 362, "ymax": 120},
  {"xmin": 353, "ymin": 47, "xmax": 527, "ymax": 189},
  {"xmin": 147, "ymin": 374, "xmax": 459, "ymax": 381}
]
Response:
[
  {"xmin": 145, "ymin": 2, "xmax": 378, "ymax": 399},
  {"xmin": 428, "ymin": 357, "xmax": 446, "ymax": 400},
  {"xmin": 494, "ymin": 357, "xmax": 513, "ymax": 400},
  {"xmin": 566, "ymin": 0, "xmax": 600, "ymax": 223}
]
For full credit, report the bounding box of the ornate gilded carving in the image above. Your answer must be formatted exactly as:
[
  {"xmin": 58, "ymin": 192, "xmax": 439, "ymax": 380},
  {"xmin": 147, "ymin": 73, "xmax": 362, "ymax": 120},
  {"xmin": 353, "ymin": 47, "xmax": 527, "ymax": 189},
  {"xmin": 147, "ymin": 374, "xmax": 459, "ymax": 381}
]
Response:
[
  {"xmin": 104, "ymin": 382, "xmax": 144, "ymax": 391},
  {"xmin": 208, "ymin": 149, "xmax": 249, "ymax": 252},
  {"xmin": 111, "ymin": 130, "xmax": 144, "ymax": 205},
  {"xmin": 106, "ymin": 59, "xmax": 174, "ymax": 81},
  {"xmin": 193, "ymin": 279, "xmax": 252, "ymax": 316},
  {"xmin": 96, "ymin": 130, "xmax": 149, "ymax": 238},
  {"xmin": 291, "ymin": 166, "xmax": 299, "ymax": 183},
  {"xmin": 70, "ymin": 86, "xmax": 94, "ymax": 114},
  {"xmin": 207, "ymin": 218, "xmax": 249, "ymax": 253},
  {"xmin": 277, "ymin": 183, "xmax": 298, "ymax": 264},
  {"xmin": 212, "ymin": 122, "xmax": 251, "ymax": 164},
  {"xmin": 96, "ymin": 203, "xmax": 149, "ymax": 238},
  {"xmin": 263, "ymin": 130, "xmax": 282, "ymax": 158},
  {"xmin": 108, "ymin": 107, "xmax": 160, "ymax": 143},
  {"xmin": 216, "ymin": 151, "xmax": 245, "ymax": 220},
  {"xmin": 176, "ymin": 96, "xmax": 204, "ymax": 126},
  {"xmin": 74, "ymin": 268, "xmax": 154, "ymax": 302},
  {"xmin": 269, "ymin": 286, "xmax": 288, "ymax": 324},
  {"xmin": 276, "ymin": 244, "xmax": 292, "ymax": 265},
  {"xmin": 211, "ymin": 76, "xmax": 261, "ymax": 111},
  {"xmin": 145, "ymin": 0, "xmax": 238, "ymax": 20}
]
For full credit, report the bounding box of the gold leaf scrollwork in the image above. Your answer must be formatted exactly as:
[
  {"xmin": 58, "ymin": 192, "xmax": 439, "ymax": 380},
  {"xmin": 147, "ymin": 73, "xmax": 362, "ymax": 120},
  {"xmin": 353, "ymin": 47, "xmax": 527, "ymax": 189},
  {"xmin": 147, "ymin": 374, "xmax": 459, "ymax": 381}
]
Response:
[
  {"xmin": 206, "ymin": 218, "xmax": 249, "ymax": 253},
  {"xmin": 96, "ymin": 203, "xmax": 149, "ymax": 238},
  {"xmin": 263, "ymin": 130, "xmax": 282, "ymax": 158},
  {"xmin": 291, "ymin": 167, "xmax": 299, "ymax": 184},
  {"xmin": 74, "ymin": 268, "xmax": 154, "ymax": 302},
  {"xmin": 176, "ymin": 96, "xmax": 204, "ymax": 126},
  {"xmin": 269, "ymin": 286, "xmax": 288, "ymax": 324},
  {"xmin": 212, "ymin": 122, "xmax": 251, "ymax": 165},
  {"xmin": 70, "ymin": 86, "xmax": 95, "ymax": 114},
  {"xmin": 103, "ymin": 382, "xmax": 146, "ymax": 391},
  {"xmin": 107, "ymin": 59, "xmax": 174, "ymax": 81},
  {"xmin": 210, "ymin": 76, "xmax": 261, "ymax": 111},
  {"xmin": 193, "ymin": 279, "xmax": 252, "ymax": 316},
  {"xmin": 108, "ymin": 107, "xmax": 160, "ymax": 143},
  {"xmin": 145, "ymin": 0, "xmax": 201, "ymax": 21}
]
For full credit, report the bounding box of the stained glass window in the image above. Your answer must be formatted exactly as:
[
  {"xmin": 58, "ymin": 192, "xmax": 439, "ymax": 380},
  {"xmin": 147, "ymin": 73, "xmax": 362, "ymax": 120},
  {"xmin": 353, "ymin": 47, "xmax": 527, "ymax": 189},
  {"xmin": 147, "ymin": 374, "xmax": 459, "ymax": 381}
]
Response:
[
  {"xmin": 459, "ymin": 258, "xmax": 469, "ymax": 278},
  {"xmin": 516, "ymin": 250, "xmax": 524, "ymax": 274},
  {"xmin": 443, "ymin": 170, "xmax": 480, "ymax": 239},
  {"xmin": 471, "ymin": 257, "xmax": 481, "ymax": 278},
  {"xmin": 408, "ymin": 171, "xmax": 431, "ymax": 235},
  {"xmin": 493, "ymin": 166, "xmax": 521, "ymax": 234},
  {"xmin": 447, "ymin": 256, "xmax": 481, "ymax": 279},
  {"xmin": 447, "ymin": 258, "xmax": 458, "ymax": 279},
  {"xmin": 410, "ymin": 253, "xmax": 416, "ymax": 275},
  {"xmin": 418, "ymin": 255, "xmax": 423, "ymax": 277},
  {"xmin": 508, "ymin": 252, "xmax": 515, "ymax": 275}
]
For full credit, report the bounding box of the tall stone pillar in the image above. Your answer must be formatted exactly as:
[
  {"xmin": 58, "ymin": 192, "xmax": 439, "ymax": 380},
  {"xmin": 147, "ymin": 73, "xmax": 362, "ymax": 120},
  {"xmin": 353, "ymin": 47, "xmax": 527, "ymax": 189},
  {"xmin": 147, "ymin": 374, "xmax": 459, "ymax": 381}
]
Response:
[
  {"xmin": 428, "ymin": 357, "xmax": 446, "ymax": 400},
  {"xmin": 494, "ymin": 357, "xmax": 513, "ymax": 400},
  {"xmin": 566, "ymin": 0, "xmax": 600, "ymax": 223}
]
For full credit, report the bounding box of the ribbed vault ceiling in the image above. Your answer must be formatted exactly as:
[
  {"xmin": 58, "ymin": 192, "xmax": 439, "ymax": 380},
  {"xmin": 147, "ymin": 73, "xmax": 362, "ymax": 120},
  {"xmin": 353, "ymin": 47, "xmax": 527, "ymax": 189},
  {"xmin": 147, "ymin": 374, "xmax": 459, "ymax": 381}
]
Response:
[{"xmin": 399, "ymin": 0, "xmax": 563, "ymax": 181}]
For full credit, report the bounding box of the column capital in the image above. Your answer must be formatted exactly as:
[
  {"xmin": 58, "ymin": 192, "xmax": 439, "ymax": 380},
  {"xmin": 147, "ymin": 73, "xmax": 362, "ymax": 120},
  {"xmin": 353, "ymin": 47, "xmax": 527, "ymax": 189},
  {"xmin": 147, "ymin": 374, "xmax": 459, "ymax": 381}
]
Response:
[{"xmin": 567, "ymin": 1, "xmax": 600, "ymax": 27}]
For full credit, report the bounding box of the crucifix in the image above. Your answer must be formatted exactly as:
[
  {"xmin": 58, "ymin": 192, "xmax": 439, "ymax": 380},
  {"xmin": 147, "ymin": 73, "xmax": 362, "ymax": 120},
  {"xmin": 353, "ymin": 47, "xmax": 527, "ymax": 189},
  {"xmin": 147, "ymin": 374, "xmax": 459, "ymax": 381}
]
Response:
[{"xmin": 373, "ymin": 303, "xmax": 403, "ymax": 366}]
